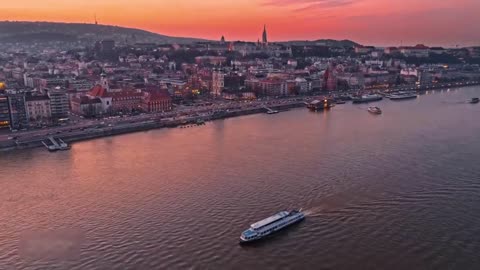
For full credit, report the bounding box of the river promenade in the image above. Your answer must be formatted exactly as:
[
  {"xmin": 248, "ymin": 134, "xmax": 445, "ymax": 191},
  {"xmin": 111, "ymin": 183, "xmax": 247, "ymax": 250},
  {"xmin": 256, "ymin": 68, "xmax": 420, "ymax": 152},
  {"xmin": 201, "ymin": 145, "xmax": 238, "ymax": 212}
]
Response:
[
  {"xmin": 0, "ymin": 99, "xmax": 306, "ymax": 151},
  {"xmin": 1, "ymin": 81, "xmax": 479, "ymax": 152}
]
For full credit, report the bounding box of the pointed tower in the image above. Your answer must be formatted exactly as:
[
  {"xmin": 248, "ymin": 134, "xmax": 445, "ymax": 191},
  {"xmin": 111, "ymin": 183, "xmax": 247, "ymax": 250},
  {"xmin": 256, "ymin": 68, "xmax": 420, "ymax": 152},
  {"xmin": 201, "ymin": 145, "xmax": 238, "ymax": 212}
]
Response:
[
  {"xmin": 221, "ymin": 35, "xmax": 225, "ymax": 43},
  {"xmin": 262, "ymin": 24, "xmax": 268, "ymax": 45},
  {"xmin": 100, "ymin": 71, "xmax": 109, "ymax": 91}
]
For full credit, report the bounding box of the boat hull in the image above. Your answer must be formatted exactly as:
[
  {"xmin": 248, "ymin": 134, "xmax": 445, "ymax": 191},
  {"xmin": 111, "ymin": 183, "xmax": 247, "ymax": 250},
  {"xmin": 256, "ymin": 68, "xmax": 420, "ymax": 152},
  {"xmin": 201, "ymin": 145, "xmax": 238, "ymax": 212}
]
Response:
[
  {"xmin": 352, "ymin": 97, "xmax": 383, "ymax": 104},
  {"xmin": 390, "ymin": 95, "xmax": 417, "ymax": 101}
]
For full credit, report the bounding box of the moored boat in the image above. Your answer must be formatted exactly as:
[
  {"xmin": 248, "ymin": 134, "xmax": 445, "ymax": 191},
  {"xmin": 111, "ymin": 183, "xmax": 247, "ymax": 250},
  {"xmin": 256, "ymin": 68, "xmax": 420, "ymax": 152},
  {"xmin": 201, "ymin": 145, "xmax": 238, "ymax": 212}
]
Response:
[
  {"xmin": 266, "ymin": 110, "xmax": 279, "ymax": 114},
  {"xmin": 352, "ymin": 94, "xmax": 383, "ymax": 104},
  {"xmin": 240, "ymin": 209, "xmax": 305, "ymax": 243},
  {"xmin": 306, "ymin": 99, "xmax": 334, "ymax": 111},
  {"xmin": 389, "ymin": 93, "xmax": 418, "ymax": 100},
  {"xmin": 470, "ymin": 97, "xmax": 479, "ymax": 104},
  {"xmin": 368, "ymin": 106, "xmax": 382, "ymax": 114}
]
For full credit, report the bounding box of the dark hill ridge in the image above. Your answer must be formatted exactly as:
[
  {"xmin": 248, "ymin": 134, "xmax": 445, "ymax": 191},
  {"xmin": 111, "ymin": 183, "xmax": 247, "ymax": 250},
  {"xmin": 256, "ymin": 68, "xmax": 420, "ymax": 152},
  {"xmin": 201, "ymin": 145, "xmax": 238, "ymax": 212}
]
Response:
[
  {"xmin": 0, "ymin": 21, "xmax": 361, "ymax": 47},
  {"xmin": 0, "ymin": 21, "xmax": 207, "ymax": 44}
]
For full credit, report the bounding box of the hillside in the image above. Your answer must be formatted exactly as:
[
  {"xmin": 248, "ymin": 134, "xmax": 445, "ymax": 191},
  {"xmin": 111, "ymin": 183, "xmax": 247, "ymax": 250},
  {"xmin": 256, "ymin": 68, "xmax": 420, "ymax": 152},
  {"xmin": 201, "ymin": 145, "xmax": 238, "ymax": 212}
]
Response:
[{"xmin": 0, "ymin": 21, "xmax": 207, "ymax": 44}]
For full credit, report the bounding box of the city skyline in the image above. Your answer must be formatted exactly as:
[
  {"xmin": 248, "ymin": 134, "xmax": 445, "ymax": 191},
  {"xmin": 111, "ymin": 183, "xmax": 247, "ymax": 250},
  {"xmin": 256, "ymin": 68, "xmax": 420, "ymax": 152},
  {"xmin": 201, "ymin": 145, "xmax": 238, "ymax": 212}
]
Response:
[{"xmin": 2, "ymin": 0, "xmax": 480, "ymax": 47}]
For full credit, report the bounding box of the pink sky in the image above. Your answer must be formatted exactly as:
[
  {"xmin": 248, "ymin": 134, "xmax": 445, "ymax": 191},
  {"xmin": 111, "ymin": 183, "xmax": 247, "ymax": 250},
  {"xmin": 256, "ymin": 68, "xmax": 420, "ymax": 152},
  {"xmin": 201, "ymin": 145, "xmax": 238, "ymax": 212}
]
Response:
[{"xmin": 1, "ymin": 0, "xmax": 479, "ymax": 46}]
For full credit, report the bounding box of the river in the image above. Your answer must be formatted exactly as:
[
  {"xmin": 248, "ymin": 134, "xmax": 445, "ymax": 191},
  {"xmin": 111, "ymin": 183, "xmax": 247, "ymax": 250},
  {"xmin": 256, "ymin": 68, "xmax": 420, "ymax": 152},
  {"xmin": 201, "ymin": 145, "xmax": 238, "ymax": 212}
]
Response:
[{"xmin": 1, "ymin": 87, "xmax": 480, "ymax": 270}]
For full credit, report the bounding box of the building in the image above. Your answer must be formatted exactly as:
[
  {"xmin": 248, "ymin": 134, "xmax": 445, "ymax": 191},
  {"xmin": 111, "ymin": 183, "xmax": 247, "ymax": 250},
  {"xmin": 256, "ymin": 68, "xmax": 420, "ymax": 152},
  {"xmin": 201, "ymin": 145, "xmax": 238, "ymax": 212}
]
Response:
[
  {"xmin": 467, "ymin": 47, "xmax": 480, "ymax": 58},
  {"xmin": 294, "ymin": 77, "xmax": 311, "ymax": 94},
  {"xmin": 68, "ymin": 79, "xmax": 94, "ymax": 93},
  {"xmin": 0, "ymin": 94, "xmax": 10, "ymax": 129},
  {"xmin": 195, "ymin": 56, "xmax": 227, "ymax": 66},
  {"xmin": 212, "ymin": 70, "xmax": 225, "ymax": 96},
  {"xmin": 384, "ymin": 47, "xmax": 399, "ymax": 55},
  {"xmin": 355, "ymin": 45, "xmax": 375, "ymax": 54},
  {"xmin": 47, "ymin": 88, "xmax": 69, "ymax": 120},
  {"xmin": 259, "ymin": 77, "xmax": 288, "ymax": 96},
  {"xmin": 430, "ymin": 47, "xmax": 445, "ymax": 55},
  {"xmin": 7, "ymin": 93, "xmax": 28, "ymax": 130},
  {"xmin": 224, "ymin": 73, "xmax": 246, "ymax": 93},
  {"xmin": 87, "ymin": 85, "xmax": 112, "ymax": 113},
  {"xmin": 400, "ymin": 44, "xmax": 430, "ymax": 58},
  {"xmin": 87, "ymin": 83, "xmax": 143, "ymax": 114},
  {"xmin": 323, "ymin": 67, "xmax": 337, "ymax": 91},
  {"xmin": 400, "ymin": 68, "xmax": 419, "ymax": 77},
  {"xmin": 109, "ymin": 90, "xmax": 144, "ymax": 113},
  {"xmin": 25, "ymin": 95, "xmax": 51, "ymax": 123},
  {"xmin": 142, "ymin": 88, "xmax": 172, "ymax": 113},
  {"xmin": 70, "ymin": 96, "xmax": 103, "ymax": 117}
]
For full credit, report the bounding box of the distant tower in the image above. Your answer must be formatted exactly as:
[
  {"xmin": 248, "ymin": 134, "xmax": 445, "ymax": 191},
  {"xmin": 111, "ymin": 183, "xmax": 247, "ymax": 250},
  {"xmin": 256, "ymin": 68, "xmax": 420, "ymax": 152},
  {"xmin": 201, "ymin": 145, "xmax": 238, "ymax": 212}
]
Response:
[
  {"xmin": 221, "ymin": 35, "xmax": 225, "ymax": 43},
  {"xmin": 100, "ymin": 71, "xmax": 109, "ymax": 91},
  {"xmin": 323, "ymin": 66, "xmax": 337, "ymax": 91},
  {"xmin": 94, "ymin": 14, "xmax": 98, "ymax": 25},
  {"xmin": 262, "ymin": 24, "xmax": 268, "ymax": 45}
]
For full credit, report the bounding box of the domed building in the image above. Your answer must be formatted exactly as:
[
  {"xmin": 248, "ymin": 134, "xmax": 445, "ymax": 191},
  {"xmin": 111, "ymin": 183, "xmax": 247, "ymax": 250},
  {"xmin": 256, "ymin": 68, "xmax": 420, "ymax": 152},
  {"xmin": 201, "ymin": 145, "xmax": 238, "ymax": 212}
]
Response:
[{"xmin": 0, "ymin": 82, "xmax": 6, "ymax": 91}]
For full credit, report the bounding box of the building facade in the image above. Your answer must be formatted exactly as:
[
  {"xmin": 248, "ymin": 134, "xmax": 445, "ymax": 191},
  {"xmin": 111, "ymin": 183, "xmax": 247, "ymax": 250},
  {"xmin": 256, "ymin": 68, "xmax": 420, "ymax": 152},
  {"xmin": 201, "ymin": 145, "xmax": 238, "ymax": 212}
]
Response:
[
  {"xmin": 25, "ymin": 95, "xmax": 51, "ymax": 123},
  {"xmin": 142, "ymin": 89, "xmax": 172, "ymax": 113},
  {"xmin": 47, "ymin": 88, "xmax": 69, "ymax": 120},
  {"xmin": 71, "ymin": 96, "xmax": 103, "ymax": 117},
  {"xmin": 0, "ymin": 94, "xmax": 10, "ymax": 129},
  {"xmin": 7, "ymin": 93, "xmax": 28, "ymax": 130},
  {"xmin": 212, "ymin": 70, "xmax": 225, "ymax": 96}
]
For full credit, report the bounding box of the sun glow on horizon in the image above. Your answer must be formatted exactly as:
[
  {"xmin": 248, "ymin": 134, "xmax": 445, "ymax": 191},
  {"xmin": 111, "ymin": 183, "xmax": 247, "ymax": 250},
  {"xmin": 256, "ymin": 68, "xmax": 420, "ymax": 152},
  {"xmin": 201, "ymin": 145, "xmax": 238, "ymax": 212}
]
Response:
[{"xmin": 1, "ymin": 0, "xmax": 479, "ymax": 46}]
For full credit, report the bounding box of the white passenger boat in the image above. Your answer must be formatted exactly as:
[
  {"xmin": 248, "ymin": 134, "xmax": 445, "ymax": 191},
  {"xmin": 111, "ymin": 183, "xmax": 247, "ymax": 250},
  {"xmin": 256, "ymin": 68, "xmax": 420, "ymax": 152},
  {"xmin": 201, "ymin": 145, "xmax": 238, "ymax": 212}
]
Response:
[
  {"xmin": 368, "ymin": 106, "xmax": 382, "ymax": 114},
  {"xmin": 239, "ymin": 209, "xmax": 305, "ymax": 243}
]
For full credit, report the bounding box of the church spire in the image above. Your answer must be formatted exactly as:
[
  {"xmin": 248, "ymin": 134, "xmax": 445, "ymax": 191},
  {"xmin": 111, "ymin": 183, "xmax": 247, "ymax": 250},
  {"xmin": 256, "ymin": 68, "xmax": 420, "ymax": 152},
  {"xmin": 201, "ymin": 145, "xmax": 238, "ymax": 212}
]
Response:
[{"xmin": 262, "ymin": 24, "xmax": 268, "ymax": 45}]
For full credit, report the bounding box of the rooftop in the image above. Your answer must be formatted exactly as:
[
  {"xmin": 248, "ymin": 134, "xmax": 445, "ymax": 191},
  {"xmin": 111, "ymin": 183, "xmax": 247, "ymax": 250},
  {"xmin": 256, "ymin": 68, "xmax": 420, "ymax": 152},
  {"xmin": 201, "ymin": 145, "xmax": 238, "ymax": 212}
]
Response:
[
  {"xmin": 250, "ymin": 211, "xmax": 289, "ymax": 230},
  {"xmin": 25, "ymin": 95, "xmax": 49, "ymax": 102}
]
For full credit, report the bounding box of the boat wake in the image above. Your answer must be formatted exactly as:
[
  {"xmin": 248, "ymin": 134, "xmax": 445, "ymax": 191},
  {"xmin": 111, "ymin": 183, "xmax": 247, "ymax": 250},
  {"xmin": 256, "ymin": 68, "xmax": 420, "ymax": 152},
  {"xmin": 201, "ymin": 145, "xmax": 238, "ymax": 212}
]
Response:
[
  {"xmin": 303, "ymin": 207, "xmax": 327, "ymax": 218},
  {"xmin": 300, "ymin": 185, "xmax": 389, "ymax": 219}
]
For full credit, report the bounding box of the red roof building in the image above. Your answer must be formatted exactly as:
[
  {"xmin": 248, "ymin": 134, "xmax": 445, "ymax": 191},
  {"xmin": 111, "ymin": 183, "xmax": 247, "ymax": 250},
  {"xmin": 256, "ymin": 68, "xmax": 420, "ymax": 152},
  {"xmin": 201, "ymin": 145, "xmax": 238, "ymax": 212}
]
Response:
[
  {"xmin": 71, "ymin": 96, "xmax": 103, "ymax": 117},
  {"xmin": 109, "ymin": 90, "xmax": 144, "ymax": 113},
  {"xmin": 142, "ymin": 87, "xmax": 172, "ymax": 112},
  {"xmin": 87, "ymin": 84, "xmax": 144, "ymax": 113}
]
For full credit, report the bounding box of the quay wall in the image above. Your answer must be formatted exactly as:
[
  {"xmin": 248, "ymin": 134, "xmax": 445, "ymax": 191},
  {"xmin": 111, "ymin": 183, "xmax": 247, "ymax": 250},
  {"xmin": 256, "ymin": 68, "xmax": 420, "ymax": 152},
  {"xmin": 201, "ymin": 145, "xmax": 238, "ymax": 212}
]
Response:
[{"xmin": 0, "ymin": 102, "xmax": 305, "ymax": 152}]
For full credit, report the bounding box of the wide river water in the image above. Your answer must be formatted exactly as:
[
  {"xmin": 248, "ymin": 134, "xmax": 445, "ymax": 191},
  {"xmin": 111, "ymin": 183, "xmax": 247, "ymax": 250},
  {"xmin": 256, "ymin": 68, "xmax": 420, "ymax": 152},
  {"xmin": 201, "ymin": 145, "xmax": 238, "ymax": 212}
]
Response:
[{"xmin": 1, "ymin": 87, "xmax": 480, "ymax": 270}]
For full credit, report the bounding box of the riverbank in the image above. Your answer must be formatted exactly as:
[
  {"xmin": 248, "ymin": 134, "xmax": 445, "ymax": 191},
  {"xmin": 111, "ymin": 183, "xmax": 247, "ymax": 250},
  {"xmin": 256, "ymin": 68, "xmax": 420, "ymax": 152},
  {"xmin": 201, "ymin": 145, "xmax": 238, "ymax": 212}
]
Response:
[
  {"xmin": 0, "ymin": 102, "xmax": 305, "ymax": 152},
  {"xmin": 2, "ymin": 81, "xmax": 479, "ymax": 152}
]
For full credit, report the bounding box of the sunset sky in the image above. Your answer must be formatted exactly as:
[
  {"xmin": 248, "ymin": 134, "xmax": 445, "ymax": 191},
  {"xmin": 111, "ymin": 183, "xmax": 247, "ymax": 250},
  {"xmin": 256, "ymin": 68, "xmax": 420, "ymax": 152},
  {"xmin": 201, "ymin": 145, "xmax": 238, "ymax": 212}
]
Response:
[{"xmin": 2, "ymin": 0, "xmax": 480, "ymax": 46}]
